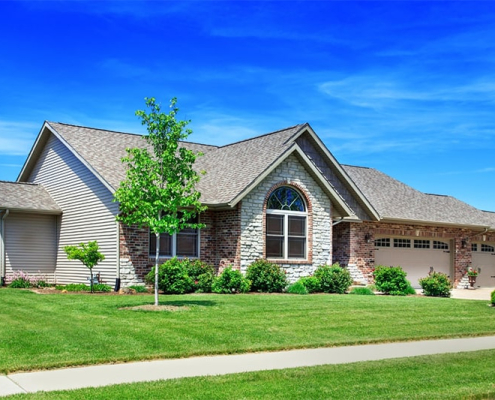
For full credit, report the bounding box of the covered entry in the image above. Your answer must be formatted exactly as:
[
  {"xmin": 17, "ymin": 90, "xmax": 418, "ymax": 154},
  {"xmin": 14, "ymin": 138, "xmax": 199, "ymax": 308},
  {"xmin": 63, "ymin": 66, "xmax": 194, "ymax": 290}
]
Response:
[
  {"xmin": 471, "ymin": 242, "xmax": 495, "ymax": 288},
  {"xmin": 374, "ymin": 236, "xmax": 452, "ymax": 288}
]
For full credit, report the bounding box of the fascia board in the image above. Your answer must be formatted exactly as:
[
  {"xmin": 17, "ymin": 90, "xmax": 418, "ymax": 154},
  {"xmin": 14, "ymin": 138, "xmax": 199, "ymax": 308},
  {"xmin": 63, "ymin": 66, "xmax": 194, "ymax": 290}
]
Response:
[
  {"xmin": 17, "ymin": 122, "xmax": 50, "ymax": 182},
  {"xmin": 228, "ymin": 144, "xmax": 355, "ymax": 219},
  {"xmin": 294, "ymin": 125, "xmax": 381, "ymax": 221},
  {"xmin": 380, "ymin": 217, "xmax": 491, "ymax": 230}
]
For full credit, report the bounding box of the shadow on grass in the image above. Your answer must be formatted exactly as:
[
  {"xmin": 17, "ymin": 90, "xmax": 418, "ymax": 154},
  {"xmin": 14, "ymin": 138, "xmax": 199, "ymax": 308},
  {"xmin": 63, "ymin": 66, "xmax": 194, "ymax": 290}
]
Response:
[{"xmin": 119, "ymin": 299, "xmax": 217, "ymax": 309}]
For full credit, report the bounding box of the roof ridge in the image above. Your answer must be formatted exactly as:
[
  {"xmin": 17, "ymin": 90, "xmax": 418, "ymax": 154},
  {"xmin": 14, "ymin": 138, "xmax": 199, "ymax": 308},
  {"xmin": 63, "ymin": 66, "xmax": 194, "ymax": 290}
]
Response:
[
  {"xmin": 47, "ymin": 121, "xmax": 220, "ymax": 148},
  {"xmin": 218, "ymin": 123, "xmax": 305, "ymax": 149},
  {"xmin": 341, "ymin": 164, "xmax": 371, "ymax": 170}
]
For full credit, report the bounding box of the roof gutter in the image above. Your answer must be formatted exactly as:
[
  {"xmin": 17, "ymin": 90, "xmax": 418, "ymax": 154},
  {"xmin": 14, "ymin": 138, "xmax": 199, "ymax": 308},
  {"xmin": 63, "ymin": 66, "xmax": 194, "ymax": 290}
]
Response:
[{"xmin": 0, "ymin": 209, "xmax": 10, "ymax": 286}]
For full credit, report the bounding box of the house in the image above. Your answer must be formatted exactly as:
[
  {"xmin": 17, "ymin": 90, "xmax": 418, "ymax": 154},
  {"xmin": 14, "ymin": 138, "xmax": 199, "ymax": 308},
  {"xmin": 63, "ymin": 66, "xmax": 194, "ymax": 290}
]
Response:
[{"xmin": 1, "ymin": 121, "xmax": 494, "ymax": 289}]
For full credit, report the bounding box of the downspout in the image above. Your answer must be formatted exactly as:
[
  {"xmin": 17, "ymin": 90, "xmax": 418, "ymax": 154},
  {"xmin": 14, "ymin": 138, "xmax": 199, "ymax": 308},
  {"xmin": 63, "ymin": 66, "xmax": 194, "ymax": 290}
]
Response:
[
  {"xmin": 114, "ymin": 221, "xmax": 121, "ymax": 292},
  {"xmin": 0, "ymin": 209, "xmax": 10, "ymax": 286}
]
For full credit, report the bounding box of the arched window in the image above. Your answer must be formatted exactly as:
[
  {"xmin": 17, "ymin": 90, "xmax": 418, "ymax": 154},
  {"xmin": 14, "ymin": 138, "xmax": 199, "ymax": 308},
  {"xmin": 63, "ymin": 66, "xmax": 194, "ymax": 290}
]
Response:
[{"xmin": 266, "ymin": 186, "xmax": 307, "ymax": 259}]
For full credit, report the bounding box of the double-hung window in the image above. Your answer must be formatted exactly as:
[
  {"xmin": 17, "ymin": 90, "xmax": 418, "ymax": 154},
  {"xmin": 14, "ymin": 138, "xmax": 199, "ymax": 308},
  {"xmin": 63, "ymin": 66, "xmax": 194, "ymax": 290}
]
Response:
[
  {"xmin": 149, "ymin": 215, "xmax": 199, "ymax": 258},
  {"xmin": 266, "ymin": 186, "xmax": 307, "ymax": 259}
]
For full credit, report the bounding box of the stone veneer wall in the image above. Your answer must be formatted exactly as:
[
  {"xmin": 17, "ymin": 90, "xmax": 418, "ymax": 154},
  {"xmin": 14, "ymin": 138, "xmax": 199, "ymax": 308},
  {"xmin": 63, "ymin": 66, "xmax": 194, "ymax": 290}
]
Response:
[
  {"xmin": 239, "ymin": 154, "xmax": 332, "ymax": 281},
  {"xmin": 333, "ymin": 221, "xmax": 495, "ymax": 287}
]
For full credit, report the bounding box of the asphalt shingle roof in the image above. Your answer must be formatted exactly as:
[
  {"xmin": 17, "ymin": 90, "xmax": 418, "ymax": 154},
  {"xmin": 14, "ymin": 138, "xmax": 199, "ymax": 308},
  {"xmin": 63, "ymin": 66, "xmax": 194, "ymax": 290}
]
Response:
[
  {"xmin": 48, "ymin": 122, "xmax": 303, "ymax": 206},
  {"xmin": 343, "ymin": 165, "xmax": 490, "ymax": 228},
  {"xmin": 0, "ymin": 181, "xmax": 61, "ymax": 213}
]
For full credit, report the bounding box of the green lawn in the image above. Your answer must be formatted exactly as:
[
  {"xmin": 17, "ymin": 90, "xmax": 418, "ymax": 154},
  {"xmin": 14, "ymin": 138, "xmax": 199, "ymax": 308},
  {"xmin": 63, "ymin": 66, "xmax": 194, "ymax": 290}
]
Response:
[
  {"xmin": 5, "ymin": 350, "xmax": 495, "ymax": 399},
  {"xmin": 1, "ymin": 288, "xmax": 494, "ymax": 373}
]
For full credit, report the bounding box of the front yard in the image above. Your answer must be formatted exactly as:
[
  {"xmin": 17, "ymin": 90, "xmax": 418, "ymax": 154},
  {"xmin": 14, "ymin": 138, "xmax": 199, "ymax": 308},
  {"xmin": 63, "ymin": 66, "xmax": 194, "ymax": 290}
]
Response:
[{"xmin": 1, "ymin": 288, "xmax": 494, "ymax": 374}]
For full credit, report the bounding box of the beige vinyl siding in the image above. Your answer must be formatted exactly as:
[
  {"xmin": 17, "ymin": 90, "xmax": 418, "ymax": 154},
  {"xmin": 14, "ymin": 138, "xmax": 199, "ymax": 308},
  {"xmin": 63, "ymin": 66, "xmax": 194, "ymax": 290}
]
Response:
[
  {"xmin": 28, "ymin": 134, "xmax": 119, "ymax": 285},
  {"xmin": 5, "ymin": 212, "xmax": 57, "ymax": 278}
]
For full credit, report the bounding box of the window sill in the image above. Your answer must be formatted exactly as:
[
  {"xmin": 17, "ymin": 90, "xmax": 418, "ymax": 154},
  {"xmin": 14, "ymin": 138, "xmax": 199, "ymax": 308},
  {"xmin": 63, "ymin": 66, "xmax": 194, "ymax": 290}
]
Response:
[{"xmin": 266, "ymin": 258, "xmax": 310, "ymax": 265}]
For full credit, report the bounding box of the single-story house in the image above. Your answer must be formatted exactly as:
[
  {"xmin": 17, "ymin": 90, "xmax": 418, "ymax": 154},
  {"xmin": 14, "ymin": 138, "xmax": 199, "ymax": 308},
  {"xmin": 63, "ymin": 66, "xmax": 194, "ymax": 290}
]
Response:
[{"xmin": 1, "ymin": 121, "xmax": 494, "ymax": 289}]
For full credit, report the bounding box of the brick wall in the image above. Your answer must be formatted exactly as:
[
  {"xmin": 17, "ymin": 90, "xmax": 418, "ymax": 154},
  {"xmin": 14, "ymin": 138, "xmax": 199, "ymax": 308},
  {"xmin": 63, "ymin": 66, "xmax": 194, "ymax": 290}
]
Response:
[{"xmin": 333, "ymin": 221, "xmax": 495, "ymax": 287}]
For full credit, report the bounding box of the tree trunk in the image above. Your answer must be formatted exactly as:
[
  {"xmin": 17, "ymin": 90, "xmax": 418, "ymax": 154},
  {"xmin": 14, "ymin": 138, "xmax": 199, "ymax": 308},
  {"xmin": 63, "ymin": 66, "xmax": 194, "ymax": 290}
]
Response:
[
  {"xmin": 155, "ymin": 232, "xmax": 160, "ymax": 306},
  {"xmin": 90, "ymin": 268, "xmax": 94, "ymax": 293}
]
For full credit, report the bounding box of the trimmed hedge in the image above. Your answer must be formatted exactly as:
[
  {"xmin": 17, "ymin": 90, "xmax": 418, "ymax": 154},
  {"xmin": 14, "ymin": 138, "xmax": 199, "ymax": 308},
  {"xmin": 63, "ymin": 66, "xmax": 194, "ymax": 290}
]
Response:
[
  {"xmin": 419, "ymin": 272, "xmax": 452, "ymax": 297},
  {"xmin": 314, "ymin": 264, "xmax": 352, "ymax": 294},
  {"xmin": 246, "ymin": 259, "xmax": 288, "ymax": 293},
  {"xmin": 373, "ymin": 265, "xmax": 415, "ymax": 296}
]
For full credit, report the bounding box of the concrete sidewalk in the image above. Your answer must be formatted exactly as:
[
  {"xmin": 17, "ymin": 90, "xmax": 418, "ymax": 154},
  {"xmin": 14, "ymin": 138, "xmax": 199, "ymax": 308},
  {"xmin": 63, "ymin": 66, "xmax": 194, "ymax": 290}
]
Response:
[{"xmin": 2, "ymin": 336, "xmax": 495, "ymax": 397}]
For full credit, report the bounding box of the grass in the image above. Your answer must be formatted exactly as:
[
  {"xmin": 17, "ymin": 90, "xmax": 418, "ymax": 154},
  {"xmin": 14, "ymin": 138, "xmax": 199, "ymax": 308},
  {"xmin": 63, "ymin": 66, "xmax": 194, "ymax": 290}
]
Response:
[
  {"xmin": 1, "ymin": 288, "xmax": 494, "ymax": 373},
  {"xmin": 5, "ymin": 350, "xmax": 495, "ymax": 399}
]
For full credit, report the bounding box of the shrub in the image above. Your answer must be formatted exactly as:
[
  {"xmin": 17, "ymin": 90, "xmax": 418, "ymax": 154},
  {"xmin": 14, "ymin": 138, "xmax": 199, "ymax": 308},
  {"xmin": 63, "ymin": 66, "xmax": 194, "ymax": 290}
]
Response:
[
  {"xmin": 491, "ymin": 289, "xmax": 495, "ymax": 306},
  {"xmin": 92, "ymin": 283, "xmax": 112, "ymax": 292},
  {"xmin": 314, "ymin": 264, "xmax": 352, "ymax": 294},
  {"xmin": 212, "ymin": 267, "xmax": 251, "ymax": 294},
  {"xmin": 349, "ymin": 287, "xmax": 375, "ymax": 295},
  {"xmin": 7, "ymin": 270, "xmax": 49, "ymax": 288},
  {"xmin": 419, "ymin": 272, "xmax": 452, "ymax": 297},
  {"xmin": 299, "ymin": 276, "xmax": 321, "ymax": 293},
  {"xmin": 129, "ymin": 285, "xmax": 148, "ymax": 293},
  {"xmin": 184, "ymin": 259, "xmax": 215, "ymax": 293},
  {"xmin": 58, "ymin": 283, "xmax": 90, "ymax": 291},
  {"xmin": 146, "ymin": 258, "xmax": 193, "ymax": 294},
  {"xmin": 373, "ymin": 265, "xmax": 414, "ymax": 296},
  {"xmin": 286, "ymin": 281, "xmax": 308, "ymax": 295},
  {"xmin": 246, "ymin": 259, "xmax": 288, "ymax": 293}
]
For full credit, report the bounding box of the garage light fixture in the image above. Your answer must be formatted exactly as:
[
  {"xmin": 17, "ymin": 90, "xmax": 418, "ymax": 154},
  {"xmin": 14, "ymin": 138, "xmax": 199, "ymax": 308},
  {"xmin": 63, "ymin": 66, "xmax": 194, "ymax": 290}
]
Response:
[{"xmin": 364, "ymin": 234, "xmax": 371, "ymax": 243}]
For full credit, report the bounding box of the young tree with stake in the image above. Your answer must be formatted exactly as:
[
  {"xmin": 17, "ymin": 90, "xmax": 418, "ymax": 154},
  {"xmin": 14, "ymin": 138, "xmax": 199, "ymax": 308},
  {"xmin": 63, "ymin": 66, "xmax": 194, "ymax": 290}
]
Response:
[{"xmin": 114, "ymin": 97, "xmax": 206, "ymax": 305}]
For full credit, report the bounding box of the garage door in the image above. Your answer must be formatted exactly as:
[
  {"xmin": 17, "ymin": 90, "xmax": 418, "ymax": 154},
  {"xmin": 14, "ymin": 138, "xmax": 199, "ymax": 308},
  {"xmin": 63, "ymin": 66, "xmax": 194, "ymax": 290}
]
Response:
[
  {"xmin": 471, "ymin": 243, "xmax": 495, "ymax": 288},
  {"xmin": 374, "ymin": 237, "xmax": 452, "ymax": 288}
]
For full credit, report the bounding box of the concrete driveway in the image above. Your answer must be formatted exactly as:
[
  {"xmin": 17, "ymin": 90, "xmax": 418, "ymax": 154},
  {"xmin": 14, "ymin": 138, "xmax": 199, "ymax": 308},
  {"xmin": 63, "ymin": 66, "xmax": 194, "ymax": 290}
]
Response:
[{"xmin": 451, "ymin": 288, "xmax": 494, "ymax": 300}]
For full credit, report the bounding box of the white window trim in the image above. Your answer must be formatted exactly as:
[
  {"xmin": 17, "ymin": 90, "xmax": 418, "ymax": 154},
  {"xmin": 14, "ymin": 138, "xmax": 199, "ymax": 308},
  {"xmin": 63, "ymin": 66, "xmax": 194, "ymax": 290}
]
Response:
[{"xmin": 266, "ymin": 208, "xmax": 308, "ymax": 260}]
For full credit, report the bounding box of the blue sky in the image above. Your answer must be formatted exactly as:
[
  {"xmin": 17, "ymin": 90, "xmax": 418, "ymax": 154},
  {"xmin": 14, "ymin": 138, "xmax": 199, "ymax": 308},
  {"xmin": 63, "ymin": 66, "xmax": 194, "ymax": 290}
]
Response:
[{"xmin": 2, "ymin": 1, "xmax": 495, "ymax": 211}]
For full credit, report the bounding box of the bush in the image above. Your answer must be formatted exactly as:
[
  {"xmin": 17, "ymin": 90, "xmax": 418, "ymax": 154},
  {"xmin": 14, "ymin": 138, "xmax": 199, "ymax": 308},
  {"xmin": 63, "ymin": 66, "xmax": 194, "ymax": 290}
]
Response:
[
  {"xmin": 349, "ymin": 287, "xmax": 375, "ymax": 295},
  {"xmin": 373, "ymin": 265, "xmax": 414, "ymax": 296},
  {"xmin": 314, "ymin": 264, "xmax": 352, "ymax": 294},
  {"xmin": 246, "ymin": 259, "xmax": 288, "ymax": 293},
  {"xmin": 299, "ymin": 276, "xmax": 321, "ymax": 293},
  {"xmin": 419, "ymin": 272, "xmax": 452, "ymax": 297},
  {"xmin": 146, "ymin": 258, "xmax": 193, "ymax": 294},
  {"xmin": 212, "ymin": 267, "xmax": 251, "ymax": 294},
  {"xmin": 491, "ymin": 290, "xmax": 495, "ymax": 306},
  {"xmin": 8, "ymin": 270, "xmax": 49, "ymax": 288},
  {"xmin": 57, "ymin": 283, "xmax": 90, "ymax": 291},
  {"xmin": 184, "ymin": 259, "xmax": 215, "ymax": 293},
  {"xmin": 129, "ymin": 285, "xmax": 148, "ymax": 293},
  {"xmin": 92, "ymin": 283, "xmax": 112, "ymax": 292},
  {"xmin": 286, "ymin": 281, "xmax": 309, "ymax": 295}
]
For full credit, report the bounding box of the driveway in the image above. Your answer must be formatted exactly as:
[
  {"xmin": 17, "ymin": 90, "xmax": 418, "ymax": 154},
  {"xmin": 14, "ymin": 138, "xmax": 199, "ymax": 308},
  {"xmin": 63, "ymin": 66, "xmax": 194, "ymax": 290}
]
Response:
[{"xmin": 451, "ymin": 288, "xmax": 493, "ymax": 300}]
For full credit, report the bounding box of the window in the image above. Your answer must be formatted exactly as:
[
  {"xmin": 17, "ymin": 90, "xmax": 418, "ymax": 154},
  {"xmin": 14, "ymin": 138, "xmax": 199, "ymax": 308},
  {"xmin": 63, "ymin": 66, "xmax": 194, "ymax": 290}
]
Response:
[
  {"xmin": 472, "ymin": 243, "xmax": 478, "ymax": 252},
  {"xmin": 266, "ymin": 186, "xmax": 307, "ymax": 259},
  {"xmin": 414, "ymin": 239, "xmax": 430, "ymax": 249},
  {"xmin": 149, "ymin": 215, "xmax": 199, "ymax": 257},
  {"xmin": 394, "ymin": 238, "xmax": 411, "ymax": 248},
  {"xmin": 374, "ymin": 238, "xmax": 390, "ymax": 247},
  {"xmin": 433, "ymin": 241, "xmax": 449, "ymax": 250},
  {"xmin": 481, "ymin": 244, "xmax": 495, "ymax": 252}
]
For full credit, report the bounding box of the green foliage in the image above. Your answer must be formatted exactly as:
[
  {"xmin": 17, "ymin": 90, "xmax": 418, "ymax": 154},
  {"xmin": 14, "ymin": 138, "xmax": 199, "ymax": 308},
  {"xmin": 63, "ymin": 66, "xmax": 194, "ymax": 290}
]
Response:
[
  {"xmin": 212, "ymin": 267, "xmax": 251, "ymax": 294},
  {"xmin": 299, "ymin": 276, "xmax": 321, "ymax": 293},
  {"xmin": 145, "ymin": 258, "xmax": 215, "ymax": 294},
  {"xmin": 185, "ymin": 259, "xmax": 216, "ymax": 293},
  {"xmin": 55, "ymin": 283, "xmax": 111, "ymax": 292},
  {"xmin": 349, "ymin": 286, "xmax": 375, "ymax": 295},
  {"xmin": 373, "ymin": 265, "xmax": 414, "ymax": 296},
  {"xmin": 314, "ymin": 264, "xmax": 352, "ymax": 294},
  {"xmin": 129, "ymin": 285, "xmax": 148, "ymax": 293},
  {"xmin": 286, "ymin": 281, "xmax": 308, "ymax": 295},
  {"xmin": 419, "ymin": 272, "xmax": 452, "ymax": 297},
  {"xmin": 114, "ymin": 97, "xmax": 207, "ymax": 305},
  {"xmin": 491, "ymin": 290, "xmax": 495, "ymax": 306},
  {"xmin": 146, "ymin": 257, "xmax": 193, "ymax": 294},
  {"xmin": 245, "ymin": 259, "xmax": 288, "ymax": 293},
  {"xmin": 64, "ymin": 241, "xmax": 105, "ymax": 293},
  {"xmin": 7, "ymin": 270, "xmax": 50, "ymax": 289}
]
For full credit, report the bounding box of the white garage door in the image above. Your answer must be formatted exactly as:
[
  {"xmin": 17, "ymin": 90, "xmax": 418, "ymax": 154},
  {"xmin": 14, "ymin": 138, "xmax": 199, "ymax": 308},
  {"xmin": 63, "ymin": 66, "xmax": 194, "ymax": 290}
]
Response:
[
  {"xmin": 374, "ymin": 237, "xmax": 452, "ymax": 288},
  {"xmin": 471, "ymin": 243, "xmax": 495, "ymax": 288}
]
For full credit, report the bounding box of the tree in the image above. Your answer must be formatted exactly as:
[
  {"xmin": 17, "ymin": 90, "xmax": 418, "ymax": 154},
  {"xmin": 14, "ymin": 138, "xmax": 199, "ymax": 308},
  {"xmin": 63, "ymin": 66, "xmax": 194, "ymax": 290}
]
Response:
[
  {"xmin": 114, "ymin": 97, "xmax": 206, "ymax": 305},
  {"xmin": 64, "ymin": 241, "xmax": 105, "ymax": 293}
]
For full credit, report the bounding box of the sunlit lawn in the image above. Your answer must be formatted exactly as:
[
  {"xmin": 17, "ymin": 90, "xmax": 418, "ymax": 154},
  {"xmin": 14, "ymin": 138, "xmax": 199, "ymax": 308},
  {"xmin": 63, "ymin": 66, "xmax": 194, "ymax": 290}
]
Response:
[{"xmin": 1, "ymin": 288, "xmax": 494, "ymax": 373}]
